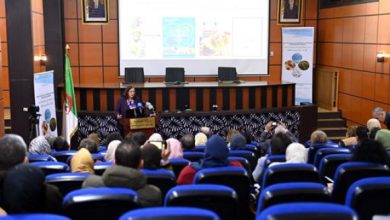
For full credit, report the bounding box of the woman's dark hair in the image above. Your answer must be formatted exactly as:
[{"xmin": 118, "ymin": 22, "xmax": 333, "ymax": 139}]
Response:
[
  {"xmin": 270, "ymin": 132, "xmax": 292, "ymax": 155},
  {"xmin": 100, "ymin": 132, "xmax": 123, "ymax": 147},
  {"xmin": 241, "ymin": 130, "xmax": 253, "ymax": 144},
  {"xmin": 141, "ymin": 143, "xmax": 162, "ymax": 170},
  {"xmin": 369, "ymin": 127, "xmax": 381, "ymax": 140},
  {"xmin": 352, "ymin": 139, "xmax": 390, "ymax": 166},
  {"xmin": 356, "ymin": 126, "xmax": 369, "ymax": 142},
  {"xmin": 52, "ymin": 136, "xmax": 69, "ymax": 151},
  {"xmin": 122, "ymin": 86, "xmax": 138, "ymax": 100},
  {"xmin": 79, "ymin": 138, "xmax": 98, "ymax": 153}
]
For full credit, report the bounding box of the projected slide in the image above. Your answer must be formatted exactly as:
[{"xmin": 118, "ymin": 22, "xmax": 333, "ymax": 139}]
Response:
[{"xmin": 119, "ymin": 0, "xmax": 269, "ymax": 75}]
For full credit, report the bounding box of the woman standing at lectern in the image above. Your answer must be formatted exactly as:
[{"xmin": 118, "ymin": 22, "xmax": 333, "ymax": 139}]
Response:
[{"xmin": 116, "ymin": 86, "xmax": 140, "ymax": 119}]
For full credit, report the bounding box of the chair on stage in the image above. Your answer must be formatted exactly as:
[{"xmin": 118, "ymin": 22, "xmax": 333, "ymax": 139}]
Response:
[
  {"xmin": 164, "ymin": 184, "xmax": 239, "ymax": 220},
  {"xmin": 125, "ymin": 67, "xmax": 144, "ymax": 83},
  {"xmin": 218, "ymin": 67, "xmax": 237, "ymax": 82},
  {"xmin": 63, "ymin": 188, "xmax": 139, "ymax": 220},
  {"xmin": 165, "ymin": 67, "xmax": 185, "ymax": 83}
]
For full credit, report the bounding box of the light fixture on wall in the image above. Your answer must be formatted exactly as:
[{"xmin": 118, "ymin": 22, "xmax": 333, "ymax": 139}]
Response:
[
  {"xmin": 377, "ymin": 51, "xmax": 385, "ymax": 63},
  {"xmin": 34, "ymin": 54, "xmax": 48, "ymax": 66}
]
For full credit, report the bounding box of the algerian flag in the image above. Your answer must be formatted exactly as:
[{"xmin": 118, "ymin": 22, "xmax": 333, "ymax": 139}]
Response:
[{"xmin": 62, "ymin": 54, "xmax": 78, "ymax": 145}]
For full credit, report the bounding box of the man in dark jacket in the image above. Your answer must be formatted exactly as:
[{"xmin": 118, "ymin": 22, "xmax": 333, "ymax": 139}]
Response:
[
  {"xmin": 82, "ymin": 140, "xmax": 161, "ymax": 207},
  {"xmin": 373, "ymin": 107, "xmax": 390, "ymax": 129}
]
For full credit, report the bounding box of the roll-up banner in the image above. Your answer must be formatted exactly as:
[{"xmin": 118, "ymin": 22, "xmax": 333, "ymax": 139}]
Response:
[{"xmin": 282, "ymin": 27, "xmax": 314, "ymax": 105}]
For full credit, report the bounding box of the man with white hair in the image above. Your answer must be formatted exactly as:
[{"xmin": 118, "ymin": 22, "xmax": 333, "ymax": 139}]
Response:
[{"xmin": 372, "ymin": 107, "xmax": 390, "ymax": 129}]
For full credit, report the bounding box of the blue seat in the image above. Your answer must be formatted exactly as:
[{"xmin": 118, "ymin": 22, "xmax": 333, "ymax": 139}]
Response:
[
  {"xmin": 93, "ymin": 161, "xmax": 112, "ymax": 175},
  {"xmin": 193, "ymin": 166, "xmax": 251, "ymax": 218},
  {"xmin": 262, "ymin": 163, "xmax": 321, "ymax": 189},
  {"xmin": 183, "ymin": 151, "xmax": 204, "ymax": 162},
  {"xmin": 257, "ymin": 155, "xmax": 286, "ymax": 184},
  {"xmin": 228, "ymin": 150, "xmax": 257, "ymax": 170},
  {"xmin": 141, "ymin": 169, "xmax": 176, "ymax": 201},
  {"xmin": 257, "ymin": 202, "xmax": 357, "ymax": 220},
  {"xmin": 30, "ymin": 161, "xmax": 69, "ymax": 175},
  {"xmin": 0, "ymin": 214, "xmax": 70, "ymax": 220},
  {"xmin": 52, "ymin": 150, "xmax": 77, "ymax": 163},
  {"xmin": 164, "ymin": 184, "xmax": 239, "ymax": 220},
  {"xmin": 194, "ymin": 145, "xmax": 206, "ymax": 152},
  {"xmin": 318, "ymin": 153, "xmax": 352, "ymax": 183},
  {"xmin": 308, "ymin": 143, "xmax": 338, "ymax": 164},
  {"xmin": 332, "ymin": 162, "xmax": 390, "ymax": 203},
  {"xmin": 66, "ymin": 153, "xmax": 105, "ymax": 165},
  {"xmin": 119, "ymin": 207, "xmax": 220, "ymax": 220},
  {"xmin": 168, "ymin": 158, "xmax": 190, "ymax": 177},
  {"xmin": 313, "ymin": 147, "xmax": 351, "ymax": 168},
  {"xmin": 228, "ymin": 156, "xmax": 252, "ymax": 174},
  {"xmin": 28, "ymin": 154, "xmax": 57, "ymax": 162},
  {"xmin": 45, "ymin": 172, "xmax": 90, "ymax": 196},
  {"xmin": 257, "ymin": 182, "xmax": 331, "ymax": 212},
  {"xmin": 63, "ymin": 187, "xmax": 139, "ymax": 220},
  {"xmin": 346, "ymin": 177, "xmax": 390, "ymax": 220},
  {"xmin": 304, "ymin": 140, "xmax": 336, "ymax": 148}
]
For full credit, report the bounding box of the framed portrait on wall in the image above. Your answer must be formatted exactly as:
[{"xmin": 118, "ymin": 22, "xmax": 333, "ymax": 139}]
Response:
[
  {"xmin": 82, "ymin": 0, "xmax": 109, "ymax": 24},
  {"xmin": 277, "ymin": 0, "xmax": 303, "ymax": 25}
]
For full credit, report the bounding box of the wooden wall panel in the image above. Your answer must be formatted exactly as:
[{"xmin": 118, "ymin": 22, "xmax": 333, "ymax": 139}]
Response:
[
  {"xmin": 318, "ymin": 0, "xmax": 390, "ymax": 125},
  {"xmin": 0, "ymin": 32, "xmax": 3, "ymax": 136},
  {"xmin": 0, "ymin": 0, "xmax": 8, "ymax": 109}
]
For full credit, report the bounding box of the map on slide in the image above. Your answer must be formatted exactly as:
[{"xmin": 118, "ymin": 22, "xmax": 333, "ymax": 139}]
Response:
[{"xmin": 163, "ymin": 17, "xmax": 196, "ymax": 58}]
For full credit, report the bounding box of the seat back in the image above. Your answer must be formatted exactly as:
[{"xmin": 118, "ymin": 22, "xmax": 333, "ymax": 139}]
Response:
[
  {"xmin": 332, "ymin": 162, "xmax": 390, "ymax": 203},
  {"xmin": 262, "ymin": 163, "xmax": 320, "ymax": 189},
  {"xmin": 93, "ymin": 161, "xmax": 113, "ymax": 175},
  {"xmin": 0, "ymin": 214, "xmax": 71, "ymax": 220},
  {"xmin": 63, "ymin": 188, "xmax": 139, "ymax": 220},
  {"xmin": 257, "ymin": 182, "xmax": 331, "ymax": 212},
  {"xmin": 346, "ymin": 177, "xmax": 390, "ymax": 220},
  {"xmin": 164, "ymin": 184, "xmax": 239, "ymax": 220},
  {"xmin": 318, "ymin": 153, "xmax": 352, "ymax": 183},
  {"xmin": 168, "ymin": 158, "xmax": 190, "ymax": 177},
  {"xmin": 141, "ymin": 169, "xmax": 176, "ymax": 201},
  {"xmin": 119, "ymin": 207, "xmax": 220, "ymax": 220},
  {"xmin": 218, "ymin": 67, "xmax": 237, "ymax": 81},
  {"xmin": 257, "ymin": 202, "xmax": 357, "ymax": 220},
  {"xmin": 30, "ymin": 161, "xmax": 69, "ymax": 176},
  {"xmin": 228, "ymin": 156, "xmax": 251, "ymax": 175},
  {"xmin": 45, "ymin": 173, "xmax": 90, "ymax": 196},
  {"xmin": 165, "ymin": 67, "xmax": 185, "ymax": 83},
  {"xmin": 308, "ymin": 143, "xmax": 338, "ymax": 164},
  {"xmin": 313, "ymin": 147, "xmax": 351, "ymax": 168},
  {"xmin": 228, "ymin": 150, "xmax": 256, "ymax": 170},
  {"xmin": 28, "ymin": 154, "xmax": 57, "ymax": 162},
  {"xmin": 52, "ymin": 150, "xmax": 77, "ymax": 163},
  {"xmin": 257, "ymin": 155, "xmax": 286, "ymax": 184},
  {"xmin": 183, "ymin": 151, "xmax": 204, "ymax": 162},
  {"xmin": 193, "ymin": 166, "xmax": 250, "ymax": 218},
  {"xmin": 125, "ymin": 67, "xmax": 144, "ymax": 83}
]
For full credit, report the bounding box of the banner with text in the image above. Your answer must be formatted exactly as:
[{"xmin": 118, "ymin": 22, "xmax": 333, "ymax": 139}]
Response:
[
  {"xmin": 282, "ymin": 27, "xmax": 314, "ymax": 105},
  {"xmin": 34, "ymin": 70, "xmax": 58, "ymax": 137}
]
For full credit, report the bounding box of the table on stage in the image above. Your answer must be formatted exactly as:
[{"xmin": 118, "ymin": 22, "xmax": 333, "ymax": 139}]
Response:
[{"xmin": 58, "ymin": 81, "xmax": 295, "ymax": 112}]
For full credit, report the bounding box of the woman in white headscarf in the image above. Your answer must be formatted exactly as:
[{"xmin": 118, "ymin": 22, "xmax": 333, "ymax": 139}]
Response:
[
  {"xmin": 269, "ymin": 143, "xmax": 308, "ymax": 167},
  {"xmin": 195, "ymin": 132, "xmax": 207, "ymax": 146},
  {"xmin": 104, "ymin": 140, "xmax": 121, "ymax": 162},
  {"xmin": 29, "ymin": 136, "xmax": 51, "ymax": 155}
]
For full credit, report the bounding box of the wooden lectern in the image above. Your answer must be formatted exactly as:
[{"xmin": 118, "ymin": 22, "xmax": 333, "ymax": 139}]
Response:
[{"xmin": 120, "ymin": 116, "xmax": 156, "ymax": 137}]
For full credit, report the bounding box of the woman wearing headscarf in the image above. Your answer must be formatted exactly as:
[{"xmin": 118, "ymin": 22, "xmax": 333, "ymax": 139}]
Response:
[
  {"xmin": 195, "ymin": 132, "xmax": 207, "ymax": 146},
  {"xmin": 28, "ymin": 136, "xmax": 51, "ymax": 155},
  {"xmin": 104, "ymin": 140, "xmax": 121, "ymax": 162},
  {"xmin": 71, "ymin": 147, "xmax": 95, "ymax": 174},
  {"xmin": 0, "ymin": 164, "xmax": 62, "ymax": 214},
  {"xmin": 269, "ymin": 143, "xmax": 308, "ymax": 167},
  {"xmin": 229, "ymin": 134, "xmax": 247, "ymax": 150},
  {"xmin": 176, "ymin": 135, "xmax": 241, "ymax": 185},
  {"xmin": 166, "ymin": 138, "xmax": 183, "ymax": 160}
]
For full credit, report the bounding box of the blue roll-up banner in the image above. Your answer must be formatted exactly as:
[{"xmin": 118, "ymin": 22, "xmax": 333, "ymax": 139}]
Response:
[
  {"xmin": 34, "ymin": 70, "xmax": 58, "ymax": 137},
  {"xmin": 282, "ymin": 27, "xmax": 314, "ymax": 105}
]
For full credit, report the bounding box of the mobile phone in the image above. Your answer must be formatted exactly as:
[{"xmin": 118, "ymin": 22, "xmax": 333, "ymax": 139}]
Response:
[
  {"xmin": 149, "ymin": 140, "xmax": 166, "ymax": 150},
  {"xmin": 271, "ymin": 122, "xmax": 277, "ymax": 126}
]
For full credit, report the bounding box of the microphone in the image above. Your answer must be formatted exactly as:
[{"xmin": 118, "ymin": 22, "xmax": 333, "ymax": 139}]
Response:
[
  {"xmin": 145, "ymin": 102, "xmax": 154, "ymax": 111},
  {"xmin": 137, "ymin": 102, "xmax": 144, "ymax": 116}
]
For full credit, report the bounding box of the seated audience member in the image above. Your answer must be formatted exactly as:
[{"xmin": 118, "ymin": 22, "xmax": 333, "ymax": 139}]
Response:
[
  {"xmin": 0, "ymin": 134, "xmax": 28, "ymax": 175},
  {"xmin": 252, "ymin": 132, "xmax": 292, "ymax": 182},
  {"xmin": 127, "ymin": 131, "xmax": 148, "ymax": 147},
  {"xmin": 104, "ymin": 140, "xmax": 121, "ymax": 162},
  {"xmin": 100, "ymin": 132, "xmax": 123, "ymax": 147},
  {"xmin": 226, "ymin": 129, "xmax": 240, "ymax": 143},
  {"xmin": 339, "ymin": 126, "xmax": 357, "ymax": 147},
  {"xmin": 82, "ymin": 141, "xmax": 161, "ymax": 207},
  {"xmin": 369, "ymin": 127, "xmax": 381, "ymax": 140},
  {"xmin": 52, "ymin": 136, "xmax": 70, "ymax": 151},
  {"xmin": 194, "ymin": 132, "xmax": 207, "ymax": 146},
  {"xmin": 176, "ymin": 135, "xmax": 242, "ymax": 185},
  {"xmin": 28, "ymin": 136, "xmax": 51, "ymax": 155},
  {"xmin": 241, "ymin": 130, "xmax": 254, "ymax": 144},
  {"xmin": 356, "ymin": 126, "xmax": 369, "ymax": 143},
  {"xmin": 166, "ymin": 138, "xmax": 183, "ymax": 160},
  {"xmin": 367, "ymin": 118, "xmax": 381, "ymax": 132},
  {"xmin": 372, "ymin": 107, "xmax": 390, "ymax": 128},
  {"xmin": 70, "ymin": 138, "xmax": 96, "ymax": 174},
  {"xmin": 229, "ymin": 134, "xmax": 247, "ymax": 150},
  {"xmin": 375, "ymin": 129, "xmax": 390, "ymax": 151},
  {"xmin": 269, "ymin": 143, "xmax": 308, "ymax": 167},
  {"xmin": 200, "ymin": 126, "xmax": 211, "ymax": 137},
  {"xmin": 310, "ymin": 130, "xmax": 328, "ymax": 146},
  {"xmin": 352, "ymin": 139, "xmax": 390, "ymax": 166},
  {"xmin": 1, "ymin": 164, "xmax": 62, "ymax": 214},
  {"xmin": 87, "ymin": 133, "xmax": 101, "ymax": 147},
  {"xmin": 148, "ymin": 133, "xmax": 163, "ymax": 143},
  {"xmin": 180, "ymin": 134, "xmax": 196, "ymax": 151},
  {"xmin": 141, "ymin": 143, "xmax": 162, "ymax": 170}
]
